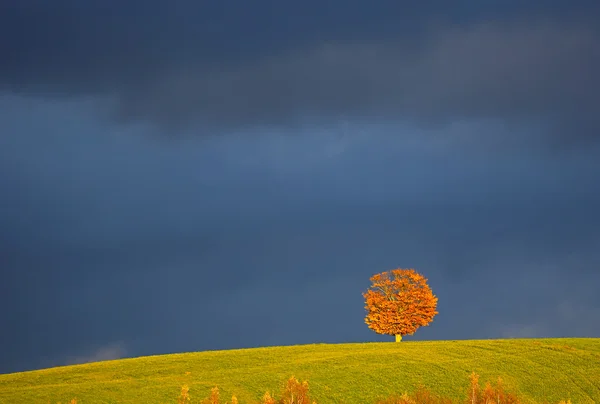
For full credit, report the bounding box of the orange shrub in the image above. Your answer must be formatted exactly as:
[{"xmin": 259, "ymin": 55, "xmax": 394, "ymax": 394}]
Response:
[
  {"xmin": 260, "ymin": 391, "xmax": 277, "ymax": 404},
  {"xmin": 279, "ymin": 376, "xmax": 313, "ymax": 404}
]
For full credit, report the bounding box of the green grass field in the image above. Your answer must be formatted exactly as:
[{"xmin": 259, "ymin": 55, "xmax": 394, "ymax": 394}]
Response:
[{"xmin": 1, "ymin": 338, "xmax": 599, "ymax": 404}]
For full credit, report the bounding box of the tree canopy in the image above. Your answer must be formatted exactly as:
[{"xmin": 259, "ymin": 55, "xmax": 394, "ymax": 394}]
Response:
[{"xmin": 363, "ymin": 268, "xmax": 438, "ymax": 341}]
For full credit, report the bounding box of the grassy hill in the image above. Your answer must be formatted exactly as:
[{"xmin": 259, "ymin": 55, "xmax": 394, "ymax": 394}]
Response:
[{"xmin": 1, "ymin": 338, "xmax": 599, "ymax": 404}]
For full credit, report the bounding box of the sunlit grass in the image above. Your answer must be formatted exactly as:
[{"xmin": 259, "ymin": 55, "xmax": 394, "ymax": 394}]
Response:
[{"xmin": 0, "ymin": 338, "xmax": 598, "ymax": 403}]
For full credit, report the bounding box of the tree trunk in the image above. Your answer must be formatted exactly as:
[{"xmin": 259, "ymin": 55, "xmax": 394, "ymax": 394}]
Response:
[{"xmin": 395, "ymin": 334, "xmax": 402, "ymax": 342}]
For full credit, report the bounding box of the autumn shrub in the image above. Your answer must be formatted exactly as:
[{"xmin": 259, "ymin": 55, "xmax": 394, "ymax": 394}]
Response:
[
  {"xmin": 374, "ymin": 372, "xmax": 550, "ymax": 404},
  {"xmin": 413, "ymin": 385, "xmax": 453, "ymax": 404},
  {"xmin": 260, "ymin": 391, "xmax": 277, "ymax": 404},
  {"xmin": 375, "ymin": 392, "xmax": 416, "ymax": 404},
  {"xmin": 185, "ymin": 373, "xmax": 572, "ymax": 404},
  {"xmin": 196, "ymin": 376, "xmax": 315, "ymax": 404},
  {"xmin": 178, "ymin": 384, "xmax": 191, "ymax": 404},
  {"xmin": 480, "ymin": 378, "xmax": 521, "ymax": 404},
  {"xmin": 464, "ymin": 373, "xmax": 521, "ymax": 404},
  {"xmin": 198, "ymin": 386, "xmax": 239, "ymax": 404},
  {"xmin": 467, "ymin": 372, "xmax": 481, "ymax": 404},
  {"xmin": 376, "ymin": 385, "xmax": 453, "ymax": 404},
  {"xmin": 279, "ymin": 376, "xmax": 314, "ymax": 404},
  {"xmin": 198, "ymin": 386, "xmax": 219, "ymax": 404}
]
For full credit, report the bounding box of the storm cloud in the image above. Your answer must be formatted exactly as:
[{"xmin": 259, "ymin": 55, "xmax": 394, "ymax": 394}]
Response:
[
  {"xmin": 114, "ymin": 21, "xmax": 600, "ymax": 141},
  {"xmin": 2, "ymin": 1, "xmax": 599, "ymax": 143},
  {"xmin": 1, "ymin": 1, "xmax": 600, "ymax": 374}
]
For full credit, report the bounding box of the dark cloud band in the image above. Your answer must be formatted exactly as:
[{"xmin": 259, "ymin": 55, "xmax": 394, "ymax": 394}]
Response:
[{"xmin": 1, "ymin": 2, "xmax": 599, "ymax": 143}]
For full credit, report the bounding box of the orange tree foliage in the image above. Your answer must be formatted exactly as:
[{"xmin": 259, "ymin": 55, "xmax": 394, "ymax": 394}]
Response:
[{"xmin": 363, "ymin": 268, "xmax": 438, "ymax": 340}]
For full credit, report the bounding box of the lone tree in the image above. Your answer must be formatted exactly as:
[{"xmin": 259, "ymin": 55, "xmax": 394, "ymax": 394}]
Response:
[{"xmin": 363, "ymin": 268, "xmax": 438, "ymax": 342}]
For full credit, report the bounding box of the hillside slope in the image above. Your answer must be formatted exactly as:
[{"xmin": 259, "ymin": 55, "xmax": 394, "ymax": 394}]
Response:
[{"xmin": 1, "ymin": 338, "xmax": 599, "ymax": 404}]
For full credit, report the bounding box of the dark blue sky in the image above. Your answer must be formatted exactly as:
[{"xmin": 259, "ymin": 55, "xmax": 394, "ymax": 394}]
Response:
[{"xmin": 1, "ymin": 1, "xmax": 600, "ymax": 373}]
